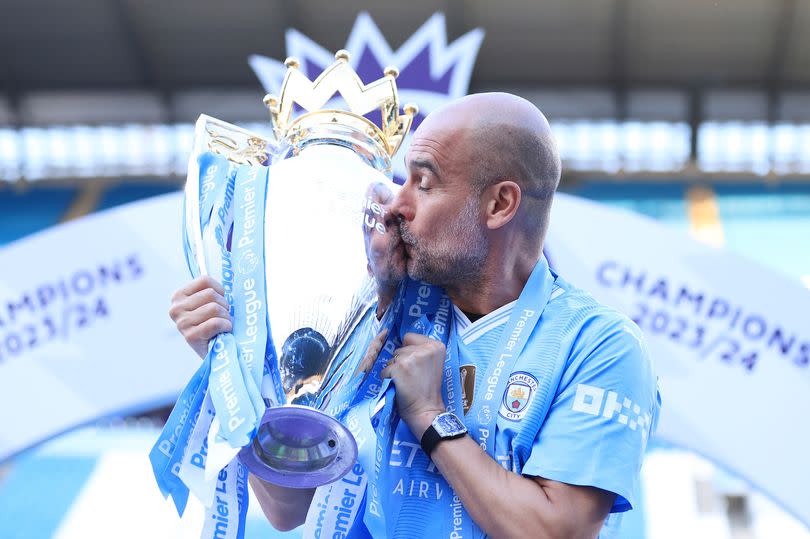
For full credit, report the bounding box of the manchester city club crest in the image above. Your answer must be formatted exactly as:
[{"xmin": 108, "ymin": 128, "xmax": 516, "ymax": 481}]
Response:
[{"xmin": 499, "ymin": 372, "xmax": 539, "ymax": 421}]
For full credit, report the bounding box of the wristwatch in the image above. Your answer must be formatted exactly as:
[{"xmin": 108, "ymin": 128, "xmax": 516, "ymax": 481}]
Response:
[{"xmin": 420, "ymin": 412, "xmax": 467, "ymax": 456}]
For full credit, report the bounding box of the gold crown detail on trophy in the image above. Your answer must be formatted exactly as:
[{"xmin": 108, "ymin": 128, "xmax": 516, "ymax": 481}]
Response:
[{"xmin": 263, "ymin": 50, "xmax": 418, "ymax": 158}]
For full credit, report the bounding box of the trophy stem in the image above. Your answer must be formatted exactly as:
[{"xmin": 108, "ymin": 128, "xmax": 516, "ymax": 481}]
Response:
[{"xmin": 239, "ymin": 405, "xmax": 357, "ymax": 488}]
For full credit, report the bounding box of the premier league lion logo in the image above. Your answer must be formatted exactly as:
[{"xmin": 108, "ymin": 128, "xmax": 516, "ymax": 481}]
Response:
[{"xmin": 249, "ymin": 12, "xmax": 484, "ymax": 183}]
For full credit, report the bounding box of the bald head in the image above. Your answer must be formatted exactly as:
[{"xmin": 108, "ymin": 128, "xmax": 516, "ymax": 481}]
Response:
[{"xmin": 415, "ymin": 92, "xmax": 561, "ymax": 233}]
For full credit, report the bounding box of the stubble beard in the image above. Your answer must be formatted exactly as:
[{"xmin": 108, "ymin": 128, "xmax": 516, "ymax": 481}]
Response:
[{"xmin": 399, "ymin": 197, "xmax": 488, "ymax": 289}]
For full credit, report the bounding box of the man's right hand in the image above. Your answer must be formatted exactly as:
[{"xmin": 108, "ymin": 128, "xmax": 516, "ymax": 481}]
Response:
[{"xmin": 169, "ymin": 276, "xmax": 232, "ymax": 359}]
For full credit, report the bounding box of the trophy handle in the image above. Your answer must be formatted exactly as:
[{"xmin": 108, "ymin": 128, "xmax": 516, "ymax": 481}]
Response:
[{"xmin": 238, "ymin": 405, "xmax": 357, "ymax": 488}]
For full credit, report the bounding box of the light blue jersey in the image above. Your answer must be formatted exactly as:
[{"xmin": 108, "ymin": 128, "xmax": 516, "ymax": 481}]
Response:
[
  {"xmin": 342, "ymin": 260, "xmax": 660, "ymax": 538},
  {"xmin": 457, "ymin": 273, "xmax": 660, "ymax": 507},
  {"xmin": 454, "ymin": 273, "xmax": 661, "ymax": 537}
]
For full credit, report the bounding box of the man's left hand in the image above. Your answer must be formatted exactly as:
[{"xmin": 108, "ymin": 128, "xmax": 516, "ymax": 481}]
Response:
[{"xmin": 380, "ymin": 332, "xmax": 446, "ymax": 437}]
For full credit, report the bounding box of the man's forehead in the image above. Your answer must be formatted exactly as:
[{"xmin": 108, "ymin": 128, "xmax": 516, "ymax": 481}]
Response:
[
  {"xmin": 404, "ymin": 107, "xmax": 476, "ymax": 168},
  {"xmin": 404, "ymin": 127, "xmax": 462, "ymax": 170},
  {"xmin": 405, "ymin": 142, "xmax": 440, "ymax": 169}
]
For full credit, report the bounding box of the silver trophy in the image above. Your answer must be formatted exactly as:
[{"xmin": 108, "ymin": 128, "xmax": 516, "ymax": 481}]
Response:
[{"xmin": 184, "ymin": 51, "xmax": 416, "ymax": 488}]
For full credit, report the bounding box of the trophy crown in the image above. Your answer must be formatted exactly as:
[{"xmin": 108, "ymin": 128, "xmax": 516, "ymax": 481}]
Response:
[{"xmin": 263, "ymin": 51, "xmax": 418, "ymax": 159}]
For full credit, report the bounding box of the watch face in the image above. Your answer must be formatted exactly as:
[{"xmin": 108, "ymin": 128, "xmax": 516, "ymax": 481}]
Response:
[{"xmin": 433, "ymin": 413, "xmax": 466, "ymax": 437}]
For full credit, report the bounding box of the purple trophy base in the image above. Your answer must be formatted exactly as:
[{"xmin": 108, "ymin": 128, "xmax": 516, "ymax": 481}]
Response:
[{"xmin": 238, "ymin": 404, "xmax": 357, "ymax": 488}]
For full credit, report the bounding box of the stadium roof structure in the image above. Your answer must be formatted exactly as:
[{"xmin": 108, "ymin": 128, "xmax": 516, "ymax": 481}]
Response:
[
  {"xmin": 0, "ymin": 0, "xmax": 807, "ymax": 105},
  {"xmin": 1, "ymin": 0, "xmax": 809, "ymax": 182}
]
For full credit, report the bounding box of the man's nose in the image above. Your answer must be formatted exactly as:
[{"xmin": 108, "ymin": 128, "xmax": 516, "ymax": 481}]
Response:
[{"xmin": 388, "ymin": 187, "xmax": 413, "ymax": 222}]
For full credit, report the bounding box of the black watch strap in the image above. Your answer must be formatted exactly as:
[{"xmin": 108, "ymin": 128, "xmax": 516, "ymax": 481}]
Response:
[
  {"xmin": 420, "ymin": 423, "xmax": 465, "ymax": 456},
  {"xmin": 420, "ymin": 424, "xmax": 443, "ymax": 456}
]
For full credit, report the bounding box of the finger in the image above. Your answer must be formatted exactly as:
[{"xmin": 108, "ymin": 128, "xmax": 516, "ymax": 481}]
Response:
[
  {"xmin": 371, "ymin": 328, "xmax": 389, "ymax": 357},
  {"xmin": 400, "ymin": 335, "xmax": 446, "ymax": 359},
  {"xmin": 172, "ymin": 275, "xmax": 224, "ymax": 301},
  {"xmin": 185, "ymin": 316, "xmax": 232, "ymax": 345},
  {"xmin": 363, "ymin": 328, "xmax": 388, "ymax": 370},
  {"xmin": 185, "ymin": 287, "xmax": 230, "ymax": 314},
  {"xmin": 170, "ymin": 287, "xmax": 230, "ymax": 322},
  {"xmin": 176, "ymin": 302, "xmax": 231, "ymax": 331},
  {"xmin": 401, "ymin": 332, "xmax": 431, "ymax": 346},
  {"xmin": 388, "ymin": 345, "xmax": 421, "ymax": 362},
  {"xmin": 380, "ymin": 363, "xmax": 394, "ymax": 379},
  {"xmin": 355, "ymin": 328, "xmax": 388, "ymax": 377}
]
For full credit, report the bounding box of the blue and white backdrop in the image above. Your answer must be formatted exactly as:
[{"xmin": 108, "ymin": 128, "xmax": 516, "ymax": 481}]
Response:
[{"xmin": 0, "ymin": 11, "xmax": 808, "ymax": 534}]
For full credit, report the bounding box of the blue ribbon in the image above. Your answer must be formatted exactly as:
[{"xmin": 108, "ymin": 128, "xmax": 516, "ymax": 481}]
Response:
[
  {"xmin": 206, "ymin": 164, "xmax": 269, "ymax": 448},
  {"xmin": 301, "ymin": 279, "xmax": 454, "ymax": 538},
  {"xmin": 148, "ymin": 358, "xmax": 209, "ymax": 514},
  {"xmin": 465, "ymin": 258, "xmax": 554, "ymax": 457},
  {"xmin": 200, "ymin": 459, "xmax": 249, "ymax": 539},
  {"xmin": 151, "ymin": 151, "xmax": 237, "ymax": 514},
  {"xmin": 359, "ymin": 279, "xmax": 459, "ymax": 538},
  {"xmin": 150, "ymin": 153, "xmax": 273, "ymax": 529}
]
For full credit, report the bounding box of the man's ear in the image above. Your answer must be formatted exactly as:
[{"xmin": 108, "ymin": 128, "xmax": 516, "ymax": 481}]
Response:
[{"xmin": 484, "ymin": 180, "xmax": 521, "ymax": 230}]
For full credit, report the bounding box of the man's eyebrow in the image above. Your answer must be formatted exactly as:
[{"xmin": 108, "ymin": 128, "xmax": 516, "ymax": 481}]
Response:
[{"xmin": 408, "ymin": 158, "xmax": 439, "ymax": 176}]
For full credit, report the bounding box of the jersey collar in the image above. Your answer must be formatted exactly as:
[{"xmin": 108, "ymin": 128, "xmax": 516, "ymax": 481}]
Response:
[{"xmin": 453, "ymin": 255, "xmax": 557, "ymax": 345}]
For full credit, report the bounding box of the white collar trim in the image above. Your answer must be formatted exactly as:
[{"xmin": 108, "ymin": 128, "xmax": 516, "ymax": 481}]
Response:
[{"xmin": 454, "ymin": 300, "xmax": 516, "ymax": 345}]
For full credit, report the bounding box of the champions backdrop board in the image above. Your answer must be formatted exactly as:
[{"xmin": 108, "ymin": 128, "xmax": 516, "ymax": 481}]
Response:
[
  {"xmin": 546, "ymin": 193, "xmax": 810, "ymax": 528},
  {"xmin": 0, "ymin": 193, "xmax": 195, "ymax": 461}
]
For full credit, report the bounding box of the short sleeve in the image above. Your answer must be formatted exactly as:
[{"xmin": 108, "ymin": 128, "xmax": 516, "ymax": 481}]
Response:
[{"xmin": 520, "ymin": 317, "xmax": 661, "ymax": 512}]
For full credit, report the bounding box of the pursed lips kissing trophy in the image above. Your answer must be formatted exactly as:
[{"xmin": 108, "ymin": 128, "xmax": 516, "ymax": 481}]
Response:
[{"xmin": 150, "ymin": 50, "xmax": 417, "ymax": 537}]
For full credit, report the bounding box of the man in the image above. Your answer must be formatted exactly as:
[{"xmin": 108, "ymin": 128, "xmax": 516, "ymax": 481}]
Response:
[
  {"xmin": 171, "ymin": 92, "xmax": 659, "ymax": 538},
  {"xmin": 365, "ymin": 92, "xmax": 659, "ymax": 538}
]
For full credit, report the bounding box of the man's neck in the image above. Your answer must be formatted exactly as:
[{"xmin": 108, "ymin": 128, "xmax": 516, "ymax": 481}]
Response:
[
  {"xmin": 446, "ymin": 252, "xmax": 539, "ymax": 316},
  {"xmin": 446, "ymin": 279, "xmax": 521, "ymax": 316}
]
